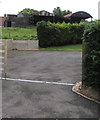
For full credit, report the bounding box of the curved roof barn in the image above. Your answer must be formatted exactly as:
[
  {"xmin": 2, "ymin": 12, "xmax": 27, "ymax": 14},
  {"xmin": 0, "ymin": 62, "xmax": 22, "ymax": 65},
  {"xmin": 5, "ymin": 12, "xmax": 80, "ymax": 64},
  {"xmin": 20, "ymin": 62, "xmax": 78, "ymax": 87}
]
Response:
[
  {"xmin": 64, "ymin": 11, "xmax": 93, "ymax": 23},
  {"xmin": 71, "ymin": 11, "xmax": 92, "ymax": 19}
]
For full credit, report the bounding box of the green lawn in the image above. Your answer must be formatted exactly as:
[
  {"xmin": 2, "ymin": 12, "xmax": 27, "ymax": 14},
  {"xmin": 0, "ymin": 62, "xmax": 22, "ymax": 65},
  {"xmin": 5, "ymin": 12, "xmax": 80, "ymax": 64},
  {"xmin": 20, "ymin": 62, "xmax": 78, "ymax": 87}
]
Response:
[
  {"xmin": 1, "ymin": 27, "xmax": 37, "ymax": 40},
  {"xmin": 40, "ymin": 44, "xmax": 82, "ymax": 51}
]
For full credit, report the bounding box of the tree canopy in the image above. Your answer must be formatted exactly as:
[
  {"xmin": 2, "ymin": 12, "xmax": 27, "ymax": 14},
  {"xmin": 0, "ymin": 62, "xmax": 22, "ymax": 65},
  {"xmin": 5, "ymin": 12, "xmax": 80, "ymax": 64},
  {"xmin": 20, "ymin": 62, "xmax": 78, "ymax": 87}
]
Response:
[
  {"xmin": 18, "ymin": 8, "xmax": 38, "ymax": 15},
  {"xmin": 18, "ymin": 7, "xmax": 72, "ymax": 17},
  {"xmin": 53, "ymin": 7, "xmax": 72, "ymax": 17}
]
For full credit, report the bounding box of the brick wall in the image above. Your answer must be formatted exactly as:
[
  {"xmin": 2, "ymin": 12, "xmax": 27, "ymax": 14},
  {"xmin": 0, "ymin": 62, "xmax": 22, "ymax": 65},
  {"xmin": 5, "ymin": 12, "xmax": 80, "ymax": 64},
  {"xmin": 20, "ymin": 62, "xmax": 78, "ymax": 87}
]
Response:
[{"xmin": 0, "ymin": 17, "xmax": 7, "ymax": 26}]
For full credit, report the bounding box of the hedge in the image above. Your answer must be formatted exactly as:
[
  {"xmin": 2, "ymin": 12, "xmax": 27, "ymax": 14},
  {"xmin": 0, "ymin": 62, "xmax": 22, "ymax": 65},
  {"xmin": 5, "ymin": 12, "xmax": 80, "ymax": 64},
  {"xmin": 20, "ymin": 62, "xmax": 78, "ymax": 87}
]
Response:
[
  {"xmin": 82, "ymin": 21, "xmax": 100, "ymax": 88},
  {"xmin": 37, "ymin": 21, "xmax": 86, "ymax": 48}
]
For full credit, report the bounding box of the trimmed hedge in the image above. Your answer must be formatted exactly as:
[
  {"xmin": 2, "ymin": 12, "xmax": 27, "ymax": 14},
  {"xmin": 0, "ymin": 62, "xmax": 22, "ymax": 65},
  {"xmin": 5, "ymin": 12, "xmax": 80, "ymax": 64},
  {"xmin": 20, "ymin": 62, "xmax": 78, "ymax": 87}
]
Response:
[
  {"xmin": 37, "ymin": 21, "xmax": 86, "ymax": 48},
  {"xmin": 82, "ymin": 22, "xmax": 100, "ymax": 88}
]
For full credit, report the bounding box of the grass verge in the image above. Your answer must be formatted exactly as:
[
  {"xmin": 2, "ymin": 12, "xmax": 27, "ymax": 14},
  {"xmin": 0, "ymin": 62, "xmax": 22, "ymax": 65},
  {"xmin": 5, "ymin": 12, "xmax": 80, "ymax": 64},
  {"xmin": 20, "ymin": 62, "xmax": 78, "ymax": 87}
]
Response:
[{"xmin": 40, "ymin": 44, "xmax": 82, "ymax": 51}]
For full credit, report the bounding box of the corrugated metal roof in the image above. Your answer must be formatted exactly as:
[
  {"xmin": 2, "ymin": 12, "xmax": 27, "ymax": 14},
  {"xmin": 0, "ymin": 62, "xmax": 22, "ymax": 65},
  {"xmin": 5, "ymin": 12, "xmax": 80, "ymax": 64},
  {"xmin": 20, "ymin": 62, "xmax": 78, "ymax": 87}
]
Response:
[
  {"xmin": 64, "ymin": 11, "xmax": 92, "ymax": 19},
  {"xmin": 64, "ymin": 13, "xmax": 73, "ymax": 18}
]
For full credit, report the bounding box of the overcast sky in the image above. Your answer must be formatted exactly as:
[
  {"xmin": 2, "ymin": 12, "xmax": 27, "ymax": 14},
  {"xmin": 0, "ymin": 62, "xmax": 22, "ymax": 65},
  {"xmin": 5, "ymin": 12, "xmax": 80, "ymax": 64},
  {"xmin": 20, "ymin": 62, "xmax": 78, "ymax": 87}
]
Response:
[{"xmin": 0, "ymin": 0, "xmax": 99, "ymax": 19}]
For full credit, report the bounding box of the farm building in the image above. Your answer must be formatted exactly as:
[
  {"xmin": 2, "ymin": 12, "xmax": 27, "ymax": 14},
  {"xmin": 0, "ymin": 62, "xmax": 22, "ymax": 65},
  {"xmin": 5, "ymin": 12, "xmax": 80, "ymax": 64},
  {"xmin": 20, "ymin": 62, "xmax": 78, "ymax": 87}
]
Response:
[
  {"xmin": 30, "ymin": 10, "xmax": 69, "ymax": 24},
  {"xmin": 0, "ymin": 10, "xmax": 92, "ymax": 27},
  {"xmin": 64, "ymin": 11, "xmax": 93, "ymax": 23},
  {"xmin": 0, "ymin": 14, "xmax": 17, "ymax": 27}
]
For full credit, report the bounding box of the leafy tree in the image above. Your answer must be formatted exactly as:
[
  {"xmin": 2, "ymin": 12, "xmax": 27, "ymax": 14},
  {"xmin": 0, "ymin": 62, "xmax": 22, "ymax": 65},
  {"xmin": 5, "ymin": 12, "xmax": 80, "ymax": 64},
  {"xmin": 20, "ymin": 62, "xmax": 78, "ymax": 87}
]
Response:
[
  {"xmin": 62, "ymin": 10, "xmax": 67, "ymax": 16},
  {"xmin": 53, "ymin": 7, "xmax": 63, "ymax": 16},
  {"xmin": 18, "ymin": 8, "xmax": 38, "ymax": 15},
  {"xmin": 53, "ymin": 7, "xmax": 72, "ymax": 17},
  {"xmin": 62, "ymin": 10, "xmax": 72, "ymax": 15}
]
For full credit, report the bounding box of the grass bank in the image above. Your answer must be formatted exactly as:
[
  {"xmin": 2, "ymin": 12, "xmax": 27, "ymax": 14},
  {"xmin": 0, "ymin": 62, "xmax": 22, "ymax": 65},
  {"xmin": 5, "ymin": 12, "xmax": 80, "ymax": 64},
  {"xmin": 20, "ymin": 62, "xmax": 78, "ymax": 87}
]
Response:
[{"xmin": 2, "ymin": 27, "xmax": 37, "ymax": 40}]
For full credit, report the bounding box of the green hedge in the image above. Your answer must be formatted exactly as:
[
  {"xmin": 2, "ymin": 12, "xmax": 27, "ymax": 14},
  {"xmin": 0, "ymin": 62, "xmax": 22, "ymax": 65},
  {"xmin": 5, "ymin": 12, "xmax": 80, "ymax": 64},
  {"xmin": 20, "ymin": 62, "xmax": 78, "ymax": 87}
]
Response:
[
  {"xmin": 37, "ymin": 21, "xmax": 86, "ymax": 48},
  {"xmin": 82, "ymin": 22, "xmax": 100, "ymax": 88}
]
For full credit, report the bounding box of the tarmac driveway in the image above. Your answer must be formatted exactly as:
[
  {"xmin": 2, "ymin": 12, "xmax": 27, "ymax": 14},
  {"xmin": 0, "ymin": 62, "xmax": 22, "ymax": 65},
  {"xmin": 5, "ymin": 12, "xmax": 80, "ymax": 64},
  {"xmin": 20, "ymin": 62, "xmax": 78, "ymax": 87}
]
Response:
[
  {"xmin": 6, "ymin": 51, "xmax": 82, "ymax": 83},
  {"xmin": 2, "ymin": 51, "xmax": 100, "ymax": 118}
]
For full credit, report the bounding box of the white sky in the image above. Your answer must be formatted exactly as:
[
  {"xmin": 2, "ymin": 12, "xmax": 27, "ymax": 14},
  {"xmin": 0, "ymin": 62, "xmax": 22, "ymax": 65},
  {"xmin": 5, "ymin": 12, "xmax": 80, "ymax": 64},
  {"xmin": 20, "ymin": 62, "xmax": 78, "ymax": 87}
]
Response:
[{"xmin": 0, "ymin": 0, "xmax": 99, "ymax": 19}]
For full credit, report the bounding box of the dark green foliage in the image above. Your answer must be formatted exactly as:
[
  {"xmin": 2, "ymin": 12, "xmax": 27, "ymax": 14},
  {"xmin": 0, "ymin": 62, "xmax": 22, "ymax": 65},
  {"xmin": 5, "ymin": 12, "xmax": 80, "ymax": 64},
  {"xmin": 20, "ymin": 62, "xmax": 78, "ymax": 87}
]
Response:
[
  {"xmin": 18, "ymin": 8, "xmax": 38, "ymax": 15},
  {"xmin": 37, "ymin": 21, "xmax": 85, "ymax": 48},
  {"xmin": 53, "ymin": 7, "xmax": 72, "ymax": 17},
  {"xmin": 82, "ymin": 22, "xmax": 100, "ymax": 88}
]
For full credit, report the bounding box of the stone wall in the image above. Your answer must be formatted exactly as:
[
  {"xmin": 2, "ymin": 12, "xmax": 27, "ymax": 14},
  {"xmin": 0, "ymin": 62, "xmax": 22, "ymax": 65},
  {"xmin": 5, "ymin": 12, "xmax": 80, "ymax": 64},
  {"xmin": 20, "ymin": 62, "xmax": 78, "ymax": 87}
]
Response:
[{"xmin": 3, "ymin": 39, "xmax": 39, "ymax": 50}]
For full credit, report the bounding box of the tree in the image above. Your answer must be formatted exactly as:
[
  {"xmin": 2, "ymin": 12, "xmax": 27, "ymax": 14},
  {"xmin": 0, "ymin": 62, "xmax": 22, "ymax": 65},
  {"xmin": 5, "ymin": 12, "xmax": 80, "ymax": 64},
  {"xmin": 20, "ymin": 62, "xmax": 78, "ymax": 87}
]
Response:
[
  {"xmin": 62, "ymin": 10, "xmax": 72, "ymax": 16},
  {"xmin": 53, "ymin": 7, "xmax": 72, "ymax": 17},
  {"xmin": 53, "ymin": 7, "xmax": 63, "ymax": 17},
  {"xmin": 18, "ymin": 8, "xmax": 38, "ymax": 15}
]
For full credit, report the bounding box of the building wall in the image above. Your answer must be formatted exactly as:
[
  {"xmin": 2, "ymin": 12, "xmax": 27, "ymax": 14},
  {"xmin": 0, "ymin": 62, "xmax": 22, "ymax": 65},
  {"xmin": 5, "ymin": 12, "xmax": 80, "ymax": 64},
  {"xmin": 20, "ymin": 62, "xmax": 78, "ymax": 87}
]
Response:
[
  {"xmin": 15, "ymin": 17, "xmax": 30, "ymax": 27},
  {"xmin": 0, "ymin": 17, "xmax": 7, "ymax": 26}
]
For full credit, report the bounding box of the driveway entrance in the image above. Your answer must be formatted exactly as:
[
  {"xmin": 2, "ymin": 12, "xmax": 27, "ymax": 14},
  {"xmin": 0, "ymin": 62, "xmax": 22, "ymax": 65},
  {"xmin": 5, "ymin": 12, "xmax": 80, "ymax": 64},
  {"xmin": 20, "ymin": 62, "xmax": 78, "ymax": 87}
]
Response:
[{"xmin": 2, "ymin": 51, "xmax": 99, "ymax": 118}]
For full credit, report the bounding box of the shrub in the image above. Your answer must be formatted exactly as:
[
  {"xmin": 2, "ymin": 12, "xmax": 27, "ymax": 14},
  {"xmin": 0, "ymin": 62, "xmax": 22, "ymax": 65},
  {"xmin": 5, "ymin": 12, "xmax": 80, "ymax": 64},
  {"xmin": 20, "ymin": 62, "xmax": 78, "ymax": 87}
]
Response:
[
  {"xmin": 70, "ymin": 23, "xmax": 85, "ymax": 44},
  {"xmin": 82, "ymin": 21, "xmax": 100, "ymax": 88},
  {"xmin": 37, "ymin": 21, "xmax": 86, "ymax": 48}
]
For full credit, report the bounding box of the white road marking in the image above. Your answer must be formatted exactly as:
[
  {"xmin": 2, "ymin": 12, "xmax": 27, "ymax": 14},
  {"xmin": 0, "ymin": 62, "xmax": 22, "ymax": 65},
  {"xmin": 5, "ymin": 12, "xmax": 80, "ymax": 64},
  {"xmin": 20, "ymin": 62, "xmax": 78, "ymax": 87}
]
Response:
[{"xmin": 0, "ymin": 77, "xmax": 74, "ymax": 86}]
